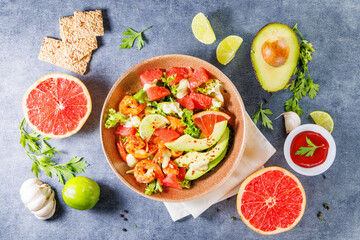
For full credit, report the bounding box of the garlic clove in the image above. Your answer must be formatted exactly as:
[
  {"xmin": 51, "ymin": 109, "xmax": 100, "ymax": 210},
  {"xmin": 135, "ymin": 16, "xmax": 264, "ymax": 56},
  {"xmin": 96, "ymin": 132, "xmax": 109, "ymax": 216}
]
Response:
[
  {"xmin": 277, "ymin": 111, "xmax": 301, "ymax": 133},
  {"xmin": 25, "ymin": 184, "xmax": 52, "ymax": 211},
  {"xmin": 20, "ymin": 178, "xmax": 44, "ymax": 205},
  {"xmin": 32, "ymin": 190, "xmax": 55, "ymax": 218},
  {"xmin": 35, "ymin": 200, "xmax": 56, "ymax": 220}
]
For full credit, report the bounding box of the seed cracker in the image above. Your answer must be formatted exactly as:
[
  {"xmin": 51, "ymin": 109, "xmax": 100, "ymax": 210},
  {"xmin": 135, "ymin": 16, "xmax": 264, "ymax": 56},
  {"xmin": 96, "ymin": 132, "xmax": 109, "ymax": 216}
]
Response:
[
  {"xmin": 38, "ymin": 37, "xmax": 91, "ymax": 75},
  {"xmin": 59, "ymin": 15, "xmax": 97, "ymax": 60},
  {"xmin": 74, "ymin": 10, "xmax": 104, "ymax": 38}
]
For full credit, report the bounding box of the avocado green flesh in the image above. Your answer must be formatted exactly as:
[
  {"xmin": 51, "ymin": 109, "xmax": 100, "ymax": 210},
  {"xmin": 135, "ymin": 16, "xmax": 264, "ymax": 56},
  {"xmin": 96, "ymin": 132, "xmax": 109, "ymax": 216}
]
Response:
[
  {"xmin": 251, "ymin": 23, "xmax": 300, "ymax": 92},
  {"xmin": 174, "ymin": 128, "xmax": 229, "ymax": 180},
  {"xmin": 185, "ymin": 141, "xmax": 228, "ymax": 180},
  {"xmin": 165, "ymin": 121, "xmax": 228, "ymax": 152}
]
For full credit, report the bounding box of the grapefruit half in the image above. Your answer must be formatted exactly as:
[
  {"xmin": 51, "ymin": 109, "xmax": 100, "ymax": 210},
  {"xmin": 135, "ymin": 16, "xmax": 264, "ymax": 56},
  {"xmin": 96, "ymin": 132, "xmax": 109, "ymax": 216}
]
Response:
[
  {"xmin": 237, "ymin": 166, "xmax": 306, "ymax": 235},
  {"xmin": 192, "ymin": 110, "xmax": 231, "ymax": 137},
  {"xmin": 23, "ymin": 73, "xmax": 92, "ymax": 138}
]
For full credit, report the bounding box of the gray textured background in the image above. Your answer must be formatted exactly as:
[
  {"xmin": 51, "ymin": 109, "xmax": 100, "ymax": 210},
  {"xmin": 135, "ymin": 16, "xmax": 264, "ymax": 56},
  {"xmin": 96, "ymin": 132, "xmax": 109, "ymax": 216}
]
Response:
[{"xmin": 0, "ymin": 0, "xmax": 359, "ymax": 239}]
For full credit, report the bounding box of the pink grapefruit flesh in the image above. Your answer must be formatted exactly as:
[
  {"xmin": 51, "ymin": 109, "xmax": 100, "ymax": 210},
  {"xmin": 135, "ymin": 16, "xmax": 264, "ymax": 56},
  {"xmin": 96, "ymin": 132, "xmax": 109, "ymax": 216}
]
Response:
[
  {"xmin": 23, "ymin": 73, "xmax": 92, "ymax": 138},
  {"xmin": 237, "ymin": 166, "xmax": 306, "ymax": 235}
]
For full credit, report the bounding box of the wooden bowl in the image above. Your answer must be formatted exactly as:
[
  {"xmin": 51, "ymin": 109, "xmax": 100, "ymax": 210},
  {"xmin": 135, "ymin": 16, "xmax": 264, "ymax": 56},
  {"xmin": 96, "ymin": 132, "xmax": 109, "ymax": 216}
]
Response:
[{"xmin": 100, "ymin": 54, "xmax": 246, "ymax": 202}]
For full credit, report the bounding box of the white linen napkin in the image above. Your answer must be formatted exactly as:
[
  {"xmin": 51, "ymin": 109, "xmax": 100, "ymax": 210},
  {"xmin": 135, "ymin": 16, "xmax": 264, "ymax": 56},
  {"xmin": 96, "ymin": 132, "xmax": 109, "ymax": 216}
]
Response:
[{"xmin": 164, "ymin": 112, "xmax": 276, "ymax": 221}]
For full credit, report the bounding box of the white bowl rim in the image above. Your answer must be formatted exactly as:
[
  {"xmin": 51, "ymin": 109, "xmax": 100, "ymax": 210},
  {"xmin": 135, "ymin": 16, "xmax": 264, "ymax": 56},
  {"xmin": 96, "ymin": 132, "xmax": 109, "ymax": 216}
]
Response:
[{"xmin": 283, "ymin": 124, "xmax": 336, "ymax": 176}]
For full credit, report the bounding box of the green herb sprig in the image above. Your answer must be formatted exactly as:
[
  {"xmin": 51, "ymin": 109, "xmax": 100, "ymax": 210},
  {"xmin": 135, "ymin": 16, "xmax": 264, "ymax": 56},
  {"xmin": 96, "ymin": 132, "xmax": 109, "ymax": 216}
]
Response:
[
  {"xmin": 252, "ymin": 102, "xmax": 274, "ymax": 130},
  {"xmin": 20, "ymin": 119, "xmax": 88, "ymax": 184},
  {"xmin": 284, "ymin": 24, "xmax": 319, "ymax": 115},
  {"xmin": 295, "ymin": 137, "xmax": 323, "ymax": 157},
  {"xmin": 119, "ymin": 26, "xmax": 152, "ymax": 50}
]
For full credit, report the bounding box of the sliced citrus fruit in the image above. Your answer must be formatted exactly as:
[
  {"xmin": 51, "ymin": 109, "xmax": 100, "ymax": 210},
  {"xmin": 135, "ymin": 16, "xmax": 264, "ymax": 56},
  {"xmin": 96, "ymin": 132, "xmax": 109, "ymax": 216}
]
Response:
[
  {"xmin": 22, "ymin": 73, "xmax": 92, "ymax": 138},
  {"xmin": 310, "ymin": 111, "xmax": 334, "ymax": 133},
  {"xmin": 191, "ymin": 12, "xmax": 216, "ymax": 44},
  {"xmin": 192, "ymin": 110, "xmax": 231, "ymax": 137},
  {"xmin": 216, "ymin": 35, "xmax": 243, "ymax": 65},
  {"xmin": 139, "ymin": 114, "xmax": 169, "ymax": 140},
  {"xmin": 237, "ymin": 167, "xmax": 306, "ymax": 235}
]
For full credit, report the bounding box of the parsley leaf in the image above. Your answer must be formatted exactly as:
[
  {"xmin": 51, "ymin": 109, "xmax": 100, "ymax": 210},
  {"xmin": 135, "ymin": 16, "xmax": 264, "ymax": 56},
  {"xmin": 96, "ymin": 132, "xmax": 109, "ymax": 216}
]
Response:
[
  {"xmin": 295, "ymin": 137, "xmax": 323, "ymax": 157},
  {"xmin": 119, "ymin": 25, "xmax": 152, "ymax": 50},
  {"xmin": 252, "ymin": 102, "xmax": 274, "ymax": 130},
  {"xmin": 284, "ymin": 24, "xmax": 319, "ymax": 115},
  {"xmin": 181, "ymin": 109, "xmax": 201, "ymax": 138},
  {"xmin": 19, "ymin": 119, "xmax": 88, "ymax": 184}
]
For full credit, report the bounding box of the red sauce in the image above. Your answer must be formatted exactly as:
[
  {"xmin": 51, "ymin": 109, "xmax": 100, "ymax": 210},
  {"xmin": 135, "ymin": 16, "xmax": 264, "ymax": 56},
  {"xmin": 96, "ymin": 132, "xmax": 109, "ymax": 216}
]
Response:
[{"xmin": 290, "ymin": 131, "xmax": 329, "ymax": 168}]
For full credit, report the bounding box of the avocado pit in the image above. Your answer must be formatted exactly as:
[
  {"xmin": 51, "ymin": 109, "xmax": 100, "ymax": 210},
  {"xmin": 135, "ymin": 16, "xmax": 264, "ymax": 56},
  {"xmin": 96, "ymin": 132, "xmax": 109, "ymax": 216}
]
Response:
[{"xmin": 261, "ymin": 38, "xmax": 289, "ymax": 67}]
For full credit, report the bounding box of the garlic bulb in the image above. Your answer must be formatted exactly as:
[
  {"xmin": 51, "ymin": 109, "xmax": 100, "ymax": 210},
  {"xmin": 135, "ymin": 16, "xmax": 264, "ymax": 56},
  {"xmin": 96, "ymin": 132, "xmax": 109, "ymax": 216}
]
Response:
[
  {"xmin": 20, "ymin": 178, "xmax": 56, "ymax": 220},
  {"xmin": 277, "ymin": 111, "xmax": 301, "ymax": 133}
]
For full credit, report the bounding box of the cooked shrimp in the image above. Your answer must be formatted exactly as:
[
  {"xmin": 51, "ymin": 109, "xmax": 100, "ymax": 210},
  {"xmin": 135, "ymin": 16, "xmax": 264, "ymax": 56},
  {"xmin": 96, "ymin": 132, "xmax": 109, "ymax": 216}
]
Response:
[
  {"xmin": 163, "ymin": 160, "xmax": 179, "ymax": 176},
  {"xmin": 151, "ymin": 136, "xmax": 167, "ymax": 163},
  {"xmin": 170, "ymin": 149, "xmax": 183, "ymax": 158},
  {"xmin": 134, "ymin": 160, "xmax": 164, "ymax": 184},
  {"xmin": 119, "ymin": 95, "xmax": 146, "ymax": 116},
  {"xmin": 125, "ymin": 135, "xmax": 157, "ymax": 159},
  {"xmin": 167, "ymin": 116, "xmax": 186, "ymax": 135},
  {"xmin": 153, "ymin": 146, "xmax": 167, "ymax": 164}
]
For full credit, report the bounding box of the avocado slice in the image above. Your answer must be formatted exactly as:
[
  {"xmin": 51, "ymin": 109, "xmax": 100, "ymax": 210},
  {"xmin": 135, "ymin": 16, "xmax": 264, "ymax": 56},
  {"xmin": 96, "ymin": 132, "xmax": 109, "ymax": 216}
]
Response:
[
  {"xmin": 251, "ymin": 23, "xmax": 300, "ymax": 92},
  {"xmin": 165, "ymin": 121, "xmax": 227, "ymax": 152},
  {"xmin": 175, "ymin": 128, "xmax": 229, "ymax": 180}
]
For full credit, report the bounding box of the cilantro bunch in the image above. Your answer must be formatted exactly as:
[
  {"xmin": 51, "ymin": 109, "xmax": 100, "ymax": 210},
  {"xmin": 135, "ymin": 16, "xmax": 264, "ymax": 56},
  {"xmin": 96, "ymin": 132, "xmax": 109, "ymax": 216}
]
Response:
[{"xmin": 284, "ymin": 24, "xmax": 319, "ymax": 115}]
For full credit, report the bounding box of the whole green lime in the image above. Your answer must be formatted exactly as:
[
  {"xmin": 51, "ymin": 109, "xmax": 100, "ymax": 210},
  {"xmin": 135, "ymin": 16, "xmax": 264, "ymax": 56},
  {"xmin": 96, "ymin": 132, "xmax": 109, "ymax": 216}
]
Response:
[{"xmin": 62, "ymin": 176, "xmax": 100, "ymax": 210}]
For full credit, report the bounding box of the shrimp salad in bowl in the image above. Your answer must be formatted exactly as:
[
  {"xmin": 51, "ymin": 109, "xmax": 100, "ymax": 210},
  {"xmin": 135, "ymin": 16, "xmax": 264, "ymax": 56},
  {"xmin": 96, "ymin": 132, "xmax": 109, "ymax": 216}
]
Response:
[{"xmin": 104, "ymin": 67, "xmax": 234, "ymax": 195}]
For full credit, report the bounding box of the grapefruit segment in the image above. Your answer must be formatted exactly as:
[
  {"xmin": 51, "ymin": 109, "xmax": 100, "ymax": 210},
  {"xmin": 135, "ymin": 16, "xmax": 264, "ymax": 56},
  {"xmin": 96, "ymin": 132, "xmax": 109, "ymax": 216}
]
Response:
[
  {"xmin": 166, "ymin": 67, "xmax": 193, "ymax": 86},
  {"xmin": 192, "ymin": 110, "xmax": 231, "ymax": 137},
  {"xmin": 140, "ymin": 69, "xmax": 163, "ymax": 85},
  {"xmin": 237, "ymin": 167, "xmax": 306, "ymax": 235},
  {"xmin": 23, "ymin": 73, "xmax": 92, "ymax": 138}
]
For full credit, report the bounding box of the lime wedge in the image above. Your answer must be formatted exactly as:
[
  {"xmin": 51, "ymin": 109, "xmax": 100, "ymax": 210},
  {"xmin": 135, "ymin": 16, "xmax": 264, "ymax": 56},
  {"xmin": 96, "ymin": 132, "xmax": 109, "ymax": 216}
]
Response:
[
  {"xmin": 139, "ymin": 114, "xmax": 169, "ymax": 140},
  {"xmin": 216, "ymin": 35, "xmax": 243, "ymax": 65},
  {"xmin": 191, "ymin": 12, "xmax": 216, "ymax": 44},
  {"xmin": 310, "ymin": 111, "xmax": 334, "ymax": 133}
]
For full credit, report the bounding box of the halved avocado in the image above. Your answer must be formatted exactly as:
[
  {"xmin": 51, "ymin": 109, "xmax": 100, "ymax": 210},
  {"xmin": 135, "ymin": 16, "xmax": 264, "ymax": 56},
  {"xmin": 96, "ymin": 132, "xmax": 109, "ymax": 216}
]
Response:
[{"xmin": 251, "ymin": 23, "xmax": 300, "ymax": 92}]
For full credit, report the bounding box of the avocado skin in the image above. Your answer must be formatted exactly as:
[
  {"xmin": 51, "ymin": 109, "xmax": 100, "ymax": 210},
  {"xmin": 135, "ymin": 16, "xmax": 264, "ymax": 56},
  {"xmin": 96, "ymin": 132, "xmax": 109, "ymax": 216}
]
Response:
[
  {"xmin": 184, "ymin": 128, "xmax": 230, "ymax": 180},
  {"xmin": 251, "ymin": 23, "xmax": 300, "ymax": 92}
]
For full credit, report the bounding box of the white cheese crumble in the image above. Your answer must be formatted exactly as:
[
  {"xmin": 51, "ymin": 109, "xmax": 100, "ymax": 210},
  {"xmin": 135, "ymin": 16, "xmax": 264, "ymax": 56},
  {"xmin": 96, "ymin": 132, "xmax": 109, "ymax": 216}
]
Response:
[
  {"xmin": 176, "ymin": 79, "xmax": 189, "ymax": 99},
  {"xmin": 161, "ymin": 150, "xmax": 172, "ymax": 168},
  {"xmin": 126, "ymin": 154, "xmax": 138, "ymax": 168},
  {"xmin": 161, "ymin": 102, "xmax": 184, "ymax": 117},
  {"xmin": 123, "ymin": 116, "xmax": 141, "ymax": 128},
  {"xmin": 212, "ymin": 98, "xmax": 223, "ymax": 108}
]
